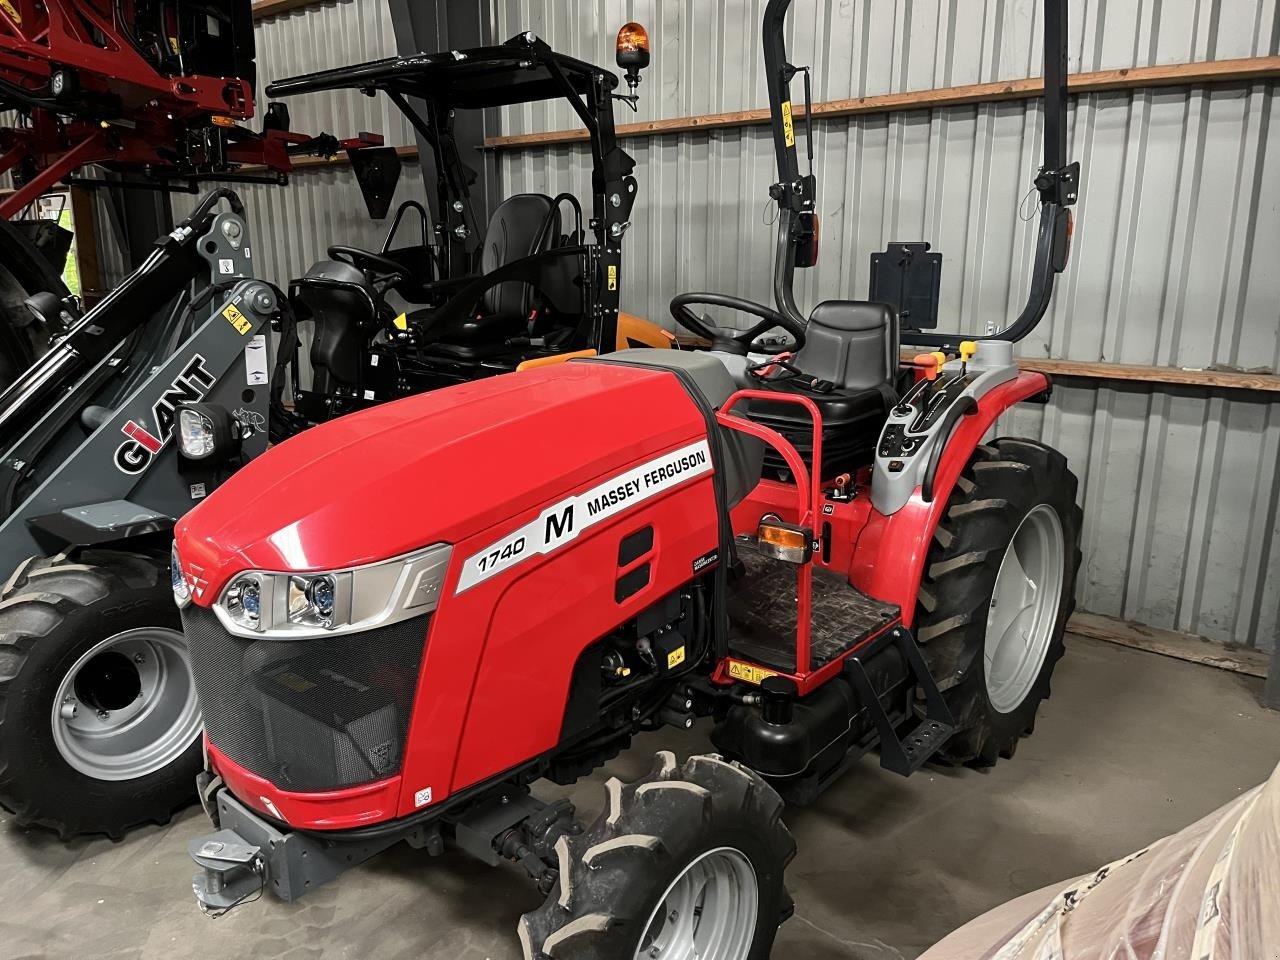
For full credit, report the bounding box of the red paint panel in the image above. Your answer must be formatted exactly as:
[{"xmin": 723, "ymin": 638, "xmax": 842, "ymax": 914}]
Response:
[
  {"xmin": 850, "ymin": 371, "xmax": 1051, "ymax": 620},
  {"xmin": 207, "ymin": 742, "xmax": 401, "ymax": 830}
]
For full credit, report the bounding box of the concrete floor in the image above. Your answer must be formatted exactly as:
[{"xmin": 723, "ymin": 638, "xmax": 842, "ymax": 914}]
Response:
[{"xmin": 2, "ymin": 635, "xmax": 1278, "ymax": 960}]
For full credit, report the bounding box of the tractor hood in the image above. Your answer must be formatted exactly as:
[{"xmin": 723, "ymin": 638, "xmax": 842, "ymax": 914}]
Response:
[{"xmin": 175, "ymin": 361, "xmax": 707, "ymax": 597}]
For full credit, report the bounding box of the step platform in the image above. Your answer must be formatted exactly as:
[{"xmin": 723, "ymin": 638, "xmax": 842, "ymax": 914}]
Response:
[{"xmin": 727, "ymin": 545, "xmax": 900, "ymax": 673}]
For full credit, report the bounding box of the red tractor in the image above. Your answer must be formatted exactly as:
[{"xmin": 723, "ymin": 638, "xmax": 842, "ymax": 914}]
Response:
[{"xmin": 176, "ymin": 0, "xmax": 1083, "ymax": 956}]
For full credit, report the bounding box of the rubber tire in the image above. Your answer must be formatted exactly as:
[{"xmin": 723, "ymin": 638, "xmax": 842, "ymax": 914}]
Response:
[
  {"xmin": 520, "ymin": 752, "xmax": 795, "ymax": 960},
  {"xmin": 0, "ymin": 550, "xmax": 202, "ymax": 839},
  {"xmin": 915, "ymin": 438, "xmax": 1083, "ymax": 766}
]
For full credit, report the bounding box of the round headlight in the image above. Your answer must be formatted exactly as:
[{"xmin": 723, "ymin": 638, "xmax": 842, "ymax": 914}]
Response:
[
  {"xmin": 225, "ymin": 574, "xmax": 263, "ymax": 630},
  {"xmin": 171, "ymin": 542, "xmax": 191, "ymax": 607}
]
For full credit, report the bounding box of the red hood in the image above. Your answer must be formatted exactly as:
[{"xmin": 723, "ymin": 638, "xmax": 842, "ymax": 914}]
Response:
[{"xmin": 175, "ymin": 361, "xmax": 705, "ymax": 600}]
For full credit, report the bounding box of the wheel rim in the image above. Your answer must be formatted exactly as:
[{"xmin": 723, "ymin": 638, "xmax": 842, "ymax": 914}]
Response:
[
  {"xmin": 50, "ymin": 627, "xmax": 202, "ymax": 781},
  {"xmin": 984, "ymin": 503, "xmax": 1065, "ymax": 714},
  {"xmin": 635, "ymin": 846, "xmax": 759, "ymax": 960}
]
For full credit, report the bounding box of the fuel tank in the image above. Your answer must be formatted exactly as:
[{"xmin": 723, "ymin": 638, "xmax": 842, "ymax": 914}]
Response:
[{"xmin": 176, "ymin": 360, "xmax": 709, "ymax": 597}]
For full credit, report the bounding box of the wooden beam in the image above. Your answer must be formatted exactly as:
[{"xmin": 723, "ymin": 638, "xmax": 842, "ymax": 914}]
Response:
[
  {"xmin": 486, "ymin": 54, "xmax": 1280, "ymax": 150},
  {"xmin": 1019, "ymin": 357, "xmax": 1280, "ymax": 394},
  {"xmin": 1069, "ymin": 611, "xmax": 1271, "ymax": 679},
  {"xmin": 251, "ymin": 0, "xmax": 328, "ymax": 20},
  {"xmin": 891, "ymin": 352, "xmax": 1280, "ymax": 395}
]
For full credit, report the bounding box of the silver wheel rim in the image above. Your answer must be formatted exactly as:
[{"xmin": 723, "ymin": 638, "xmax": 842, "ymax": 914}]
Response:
[
  {"xmin": 50, "ymin": 627, "xmax": 202, "ymax": 781},
  {"xmin": 984, "ymin": 504, "xmax": 1065, "ymax": 714},
  {"xmin": 635, "ymin": 846, "xmax": 759, "ymax": 960}
]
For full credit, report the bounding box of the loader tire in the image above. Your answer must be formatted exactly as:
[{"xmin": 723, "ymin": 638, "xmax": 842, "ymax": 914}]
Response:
[
  {"xmin": 0, "ymin": 550, "xmax": 202, "ymax": 839},
  {"xmin": 520, "ymin": 752, "xmax": 794, "ymax": 960},
  {"xmin": 915, "ymin": 438, "xmax": 1082, "ymax": 766}
]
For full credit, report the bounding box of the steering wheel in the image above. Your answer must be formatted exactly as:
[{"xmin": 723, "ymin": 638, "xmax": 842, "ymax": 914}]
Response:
[
  {"xmin": 327, "ymin": 245, "xmax": 406, "ymax": 280},
  {"xmin": 669, "ymin": 292, "xmax": 806, "ymax": 356}
]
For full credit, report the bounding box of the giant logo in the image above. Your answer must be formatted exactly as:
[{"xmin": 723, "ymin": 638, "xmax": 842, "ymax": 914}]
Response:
[{"xmin": 114, "ymin": 355, "xmax": 217, "ymax": 475}]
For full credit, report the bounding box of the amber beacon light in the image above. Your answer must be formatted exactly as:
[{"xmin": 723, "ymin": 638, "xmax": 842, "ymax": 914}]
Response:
[{"xmin": 615, "ymin": 22, "xmax": 650, "ymax": 106}]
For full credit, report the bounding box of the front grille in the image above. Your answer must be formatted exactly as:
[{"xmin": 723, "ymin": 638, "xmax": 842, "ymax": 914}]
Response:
[{"xmin": 183, "ymin": 605, "xmax": 430, "ymax": 793}]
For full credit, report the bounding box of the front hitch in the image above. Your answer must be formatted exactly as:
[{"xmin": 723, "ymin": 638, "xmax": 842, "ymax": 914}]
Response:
[
  {"xmin": 188, "ymin": 789, "xmax": 403, "ymax": 916},
  {"xmin": 190, "ymin": 831, "xmax": 266, "ymax": 916}
]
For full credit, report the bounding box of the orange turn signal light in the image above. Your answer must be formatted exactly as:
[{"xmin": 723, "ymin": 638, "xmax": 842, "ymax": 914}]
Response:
[
  {"xmin": 616, "ymin": 22, "xmax": 651, "ymax": 70},
  {"xmin": 210, "ymin": 115, "xmax": 237, "ymax": 128},
  {"xmin": 757, "ymin": 521, "xmax": 812, "ymax": 564}
]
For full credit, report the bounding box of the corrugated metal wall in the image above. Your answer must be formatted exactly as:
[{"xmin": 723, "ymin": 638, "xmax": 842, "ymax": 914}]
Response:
[{"xmin": 491, "ymin": 0, "xmax": 1280, "ymax": 651}]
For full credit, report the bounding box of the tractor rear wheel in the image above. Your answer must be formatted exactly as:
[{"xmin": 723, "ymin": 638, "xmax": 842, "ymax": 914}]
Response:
[
  {"xmin": 915, "ymin": 437, "xmax": 1082, "ymax": 765},
  {"xmin": 519, "ymin": 752, "xmax": 794, "ymax": 960},
  {"xmin": 0, "ymin": 550, "xmax": 203, "ymax": 838}
]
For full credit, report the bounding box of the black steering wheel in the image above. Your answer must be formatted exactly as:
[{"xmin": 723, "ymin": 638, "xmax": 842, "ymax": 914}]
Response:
[
  {"xmin": 327, "ymin": 245, "xmax": 406, "ymax": 280},
  {"xmin": 669, "ymin": 292, "xmax": 806, "ymax": 356}
]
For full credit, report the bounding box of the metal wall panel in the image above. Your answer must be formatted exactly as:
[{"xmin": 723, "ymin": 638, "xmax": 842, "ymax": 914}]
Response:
[{"xmin": 491, "ymin": 0, "xmax": 1280, "ymax": 651}]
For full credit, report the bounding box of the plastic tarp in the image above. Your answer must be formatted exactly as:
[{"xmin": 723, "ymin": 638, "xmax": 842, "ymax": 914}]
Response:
[{"xmin": 920, "ymin": 761, "xmax": 1280, "ymax": 960}]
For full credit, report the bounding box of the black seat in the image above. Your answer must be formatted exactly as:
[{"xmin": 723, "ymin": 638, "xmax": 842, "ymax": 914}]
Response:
[
  {"xmin": 418, "ymin": 193, "xmax": 564, "ymax": 358},
  {"xmin": 747, "ymin": 301, "xmax": 898, "ymax": 479},
  {"xmin": 292, "ymin": 258, "xmax": 379, "ymax": 393}
]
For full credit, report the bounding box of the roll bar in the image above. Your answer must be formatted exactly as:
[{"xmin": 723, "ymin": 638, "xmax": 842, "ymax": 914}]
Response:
[{"xmin": 762, "ymin": 0, "xmax": 1080, "ymax": 348}]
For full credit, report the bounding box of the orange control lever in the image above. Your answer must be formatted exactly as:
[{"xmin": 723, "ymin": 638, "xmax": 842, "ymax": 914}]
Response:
[{"xmin": 913, "ymin": 353, "xmax": 941, "ymax": 382}]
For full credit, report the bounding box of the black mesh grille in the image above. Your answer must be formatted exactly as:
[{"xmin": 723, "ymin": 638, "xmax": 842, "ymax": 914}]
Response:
[{"xmin": 183, "ymin": 605, "xmax": 430, "ymax": 792}]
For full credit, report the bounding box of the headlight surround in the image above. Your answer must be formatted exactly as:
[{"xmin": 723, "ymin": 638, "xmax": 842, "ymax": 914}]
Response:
[
  {"xmin": 212, "ymin": 544, "xmax": 451, "ymax": 639},
  {"xmin": 171, "ymin": 541, "xmax": 191, "ymax": 607},
  {"xmin": 177, "ymin": 403, "xmax": 239, "ymax": 462}
]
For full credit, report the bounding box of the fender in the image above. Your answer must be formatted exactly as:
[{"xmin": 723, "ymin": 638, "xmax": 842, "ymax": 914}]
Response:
[{"xmin": 850, "ymin": 371, "xmax": 1051, "ymax": 623}]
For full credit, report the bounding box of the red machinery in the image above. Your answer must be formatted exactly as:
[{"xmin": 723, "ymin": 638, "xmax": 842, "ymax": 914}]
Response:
[{"xmin": 0, "ymin": 0, "xmax": 377, "ymax": 219}]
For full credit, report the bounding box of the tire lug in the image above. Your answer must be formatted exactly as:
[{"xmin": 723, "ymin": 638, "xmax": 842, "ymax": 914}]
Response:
[
  {"xmin": 97, "ymin": 709, "xmax": 110, "ymax": 720},
  {"xmin": 134, "ymin": 652, "xmax": 146, "ymax": 664}
]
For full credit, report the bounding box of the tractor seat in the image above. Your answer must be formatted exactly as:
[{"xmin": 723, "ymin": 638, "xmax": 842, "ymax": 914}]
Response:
[
  {"xmin": 589, "ymin": 349, "xmax": 764, "ymax": 509},
  {"xmin": 292, "ymin": 258, "xmax": 379, "ymax": 391},
  {"xmin": 414, "ymin": 193, "xmax": 563, "ymax": 350},
  {"xmin": 747, "ymin": 301, "xmax": 898, "ymax": 480}
]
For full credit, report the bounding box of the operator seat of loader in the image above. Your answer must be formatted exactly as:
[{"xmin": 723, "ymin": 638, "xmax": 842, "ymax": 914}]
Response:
[
  {"xmin": 416, "ymin": 193, "xmax": 570, "ymax": 358},
  {"xmin": 590, "ymin": 349, "xmax": 764, "ymax": 509},
  {"xmin": 747, "ymin": 300, "xmax": 899, "ymax": 480}
]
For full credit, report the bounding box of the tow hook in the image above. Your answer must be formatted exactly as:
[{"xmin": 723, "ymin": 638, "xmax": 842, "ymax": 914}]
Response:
[{"xmin": 189, "ymin": 831, "xmax": 265, "ymax": 917}]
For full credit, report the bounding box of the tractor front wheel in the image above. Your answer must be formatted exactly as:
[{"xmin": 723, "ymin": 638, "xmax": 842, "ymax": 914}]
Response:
[
  {"xmin": 915, "ymin": 437, "xmax": 1083, "ymax": 765},
  {"xmin": 519, "ymin": 752, "xmax": 794, "ymax": 960},
  {"xmin": 0, "ymin": 550, "xmax": 203, "ymax": 838}
]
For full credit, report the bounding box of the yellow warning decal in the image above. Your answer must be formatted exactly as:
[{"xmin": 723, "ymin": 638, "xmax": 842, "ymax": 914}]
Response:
[
  {"xmin": 781, "ymin": 100, "xmax": 795, "ymax": 147},
  {"xmin": 223, "ymin": 303, "xmax": 251, "ymax": 335},
  {"xmin": 0, "ymin": 0, "xmax": 20, "ymax": 25},
  {"xmin": 727, "ymin": 660, "xmax": 778, "ymax": 685},
  {"xmin": 667, "ymin": 645, "xmax": 686, "ymax": 670},
  {"xmin": 607, "ymin": 265, "xmax": 618, "ymax": 291},
  {"xmin": 394, "ymin": 312, "xmax": 408, "ymax": 331}
]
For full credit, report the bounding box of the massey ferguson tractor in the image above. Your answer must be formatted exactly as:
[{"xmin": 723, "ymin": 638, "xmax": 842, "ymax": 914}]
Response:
[{"xmin": 175, "ymin": 0, "xmax": 1083, "ymax": 956}]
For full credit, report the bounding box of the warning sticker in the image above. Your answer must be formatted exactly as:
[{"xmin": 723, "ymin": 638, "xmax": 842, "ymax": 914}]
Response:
[
  {"xmin": 456, "ymin": 439, "xmax": 713, "ymax": 594},
  {"xmin": 244, "ymin": 334, "xmax": 268, "ymax": 385},
  {"xmin": 0, "ymin": 0, "xmax": 20, "ymax": 25},
  {"xmin": 727, "ymin": 660, "xmax": 778, "ymax": 685},
  {"xmin": 607, "ymin": 265, "xmax": 618, "ymax": 291},
  {"xmin": 781, "ymin": 100, "xmax": 795, "ymax": 147},
  {"xmin": 223, "ymin": 304, "xmax": 251, "ymax": 335},
  {"xmin": 667, "ymin": 646, "xmax": 686, "ymax": 670}
]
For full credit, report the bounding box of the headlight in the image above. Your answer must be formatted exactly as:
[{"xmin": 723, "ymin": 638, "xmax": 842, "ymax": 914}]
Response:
[
  {"xmin": 177, "ymin": 403, "xmax": 239, "ymax": 462},
  {"xmin": 171, "ymin": 541, "xmax": 191, "ymax": 607},
  {"xmin": 212, "ymin": 544, "xmax": 452, "ymax": 639}
]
